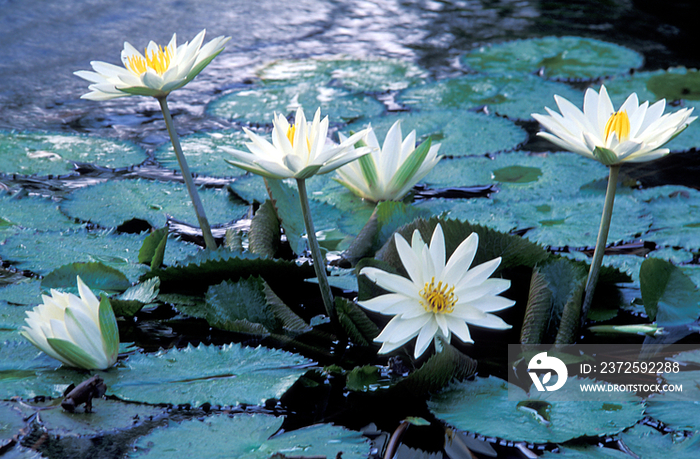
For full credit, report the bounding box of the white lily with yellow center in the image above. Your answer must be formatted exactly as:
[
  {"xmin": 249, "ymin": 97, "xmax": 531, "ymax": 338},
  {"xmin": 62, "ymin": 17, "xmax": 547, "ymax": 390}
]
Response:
[
  {"xmin": 74, "ymin": 29, "xmax": 230, "ymax": 100},
  {"xmin": 335, "ymin": 120, "xmax": 443, "ymax": 202},
  {"xmin": 223, "ymin": 107, "xmax": 371, "ymax": 179},
  {"xmin": 359, "ymin": 224, "xmax": 514, "ymax": 358},
  {"xmin": 532, "ymin": 85, "xmax": 696, "ymax": 165},
  {"xmin": 21, "ymin": 276, "xmax": 119, "ymax": 370}
]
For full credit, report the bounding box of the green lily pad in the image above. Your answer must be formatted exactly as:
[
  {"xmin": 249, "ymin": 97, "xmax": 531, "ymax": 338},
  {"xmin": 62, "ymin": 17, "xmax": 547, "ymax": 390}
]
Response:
[
  {"xmin": 103, "ymin": 343, "xmax": 313, "ymax": 406},
  {"xmin": 154, "ymin": 130, "xmax": 250, "ymax": 178},
  {"xmin": 414, "ymin": 197, "xmax": 519, "ymax": 233},
  {"xmin": 399, "ymin": 73, "xmax": 584, "ymax": 120},
  {"xmin": 227, "ymin": 174, "xmax": 269, "ymax": 204},
  {"xmin": 0, "ymin": 279, "xmax": 42, "ymax": 305},
  {"xmin": 0, "ymin": 401, "xmax": 26, "ymax": 442},
  {"xmin": 129, "ymin": 413, "xmax": 369, "ymax": 459},
  {"xmin": 637, "ymin": 185, "xmax": 700, "ymax": 250},
  {"xmin": 344, "ymin": 109, "xmax": 527, "ymax": 157},
  {"xmin": 619, "ymin": 424, "xmax": 700, "ymax": 459},
  {"xmin": 541, "ymin": 444, "xmax": 630, "ymax": 458},
  {"xmin": 640, "ymin": 258, "xmax": 700, "ymax": 326},
  {"xmin": 0, "ymin": 301, "xmax": 32, "ymax": 341},
  {"xmin": 60, "ymin": 179, "xmax": 248, "ymax": 229},
  {"xmin": 0, "ymin": 193, "xmax": 83, "ymax": 232},
  {"xmin": 257, "ymin": 56, "xmax": 427, "ymax": 92},
  {"xmin": 0, "ymin": 229, "xmax": 200, "ymax": 282},
  {"xmin": 461, "ymin": 36, "xmax": 643, "ymax": 80},
  {"xmin": 28, "ymin": 398, "xmax": 165, "ymax": 437},
  {"xmin": 427, "ymin": 375, "xmax": 644, "ymax": 443},
  {"xmin": 0, "ymin": 131, "xmax": 145, "ymax": 176},
  {"xmin": 207, "ymin": 81, "xmax": 385, "ymax": 125}
]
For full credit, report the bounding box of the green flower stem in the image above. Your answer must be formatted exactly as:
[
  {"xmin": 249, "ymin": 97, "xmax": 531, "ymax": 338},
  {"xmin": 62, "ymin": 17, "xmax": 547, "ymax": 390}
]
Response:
[
  {"xmin": 157, "ymin": 96, "xmax": 217, "ymax": 250},
  {"xmin": 296, "ymin": 178, "xmax": 337, "ymax": 325},
  {"xmin": 581, "ymin": 164, "xmax": 620, "ymax": 321}
]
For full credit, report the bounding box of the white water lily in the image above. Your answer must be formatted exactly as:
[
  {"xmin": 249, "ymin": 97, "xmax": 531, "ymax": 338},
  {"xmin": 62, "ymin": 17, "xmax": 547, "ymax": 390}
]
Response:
[
  {"xmin": 359, "ymin": 224, "xmax": 514, "ymax": 359},
  {"xmin": 223, "ymin": 107, "xmax": 371, "ymax": 179},
  {"xmin": 21, "ymin": 276, "xmax": 119, "ymax": 370},
  {"xmin": 74, "ymin": 29, "xmax": 230, "ymax": 100},
  {"xmin": 335, "ymin": 120, "xmax": 442, "ymax": 202},
  {"xmin": 532, "ymin": 85, "xmax": 696, "ymax": 165}
]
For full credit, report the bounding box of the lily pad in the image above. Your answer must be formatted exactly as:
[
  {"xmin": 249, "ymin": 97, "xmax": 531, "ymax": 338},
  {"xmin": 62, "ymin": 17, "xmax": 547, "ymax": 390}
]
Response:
[
  {"xmin": 103, "ymin": 343, "xmax": 313, "ymax": 406},
  {"xmin": 640, "ymin": 258, "xmax": 700, "ymax": 326},
  {"xmin": 637, "ymin": 185, "xmax": 700, "ymax": 250},
  {"xmin": 60, "ymin": 179, "xmax": 248, "ymax": 229},
  {"xmin": 257, "ymin": 56, "xmax": 427, "ymax": 92},
  {"xmin": 128, "ymin": 413, "xmax": 370, "ymax": 459},
  {"xmin": 0, "ymin": 193, "xmax": 83, "ymax": 232},
  {"xmin": 619, "ymin": 425, "xmax": 700, "ymax": 458},
  {"xmin": 207, "ymin": 81, "xmax": 385, "ymax": 125},
  {"xmin": 427, "ymin": 375, "xmax": 644, "ymax": 443},
  {"xmin": 0, "ymin": 229, "xmax": 200, "ymax": 282},
  {"xmin": 344, "ymin": 109, "xmax": 527, "ymax": 157},
  {"xmin": 399, "ymin": 73, "xmax": 584, "ymax": 120},
  {"xmin": 0, "ymin": 401, "xmax": 26, "ymax": 442},
  {"xmin": 541, "ymin": 444, "xmax": 630, "ymax": 458},
  {"xmin": 461, "ymin": 36, "xmax": 643, "ymax": 80},
  {"xmin": 0, "ymin": 301, "xmax": 32, "ymax": 341},
  {"xmin": 0, "ymin": 279, "xmax": 42, "ymax": 305},
  {"xmin": 154, "ymin": 130, "xmax": 250, "ymax": 178},
  {"xmin": 0, "ymin": 131, "xmax": 145, "ymax": 176}
]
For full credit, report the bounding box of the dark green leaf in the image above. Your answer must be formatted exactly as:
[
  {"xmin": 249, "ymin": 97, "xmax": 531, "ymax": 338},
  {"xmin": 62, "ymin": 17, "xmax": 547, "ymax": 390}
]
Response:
[
  {"xmin": 397, "ymin": 340, "xmax": 477, "ymax": 396},
  {"xmin": 248, "ymin": 200, "xmax": 280, "ymax": 258},
  {"xmin": 138, "ymin": 227, "xmax": 168, "ymax": 267},
  {"xmin": 640, "ymin": 258, "xmax": 700, "ymax": 325},
  {"xmin": 336, "ymin": 297, "xmax": 380, "ymax": 346},
  {"xmin": 42, "ymin": 262, "xmax": 130, "ymax": 293}
]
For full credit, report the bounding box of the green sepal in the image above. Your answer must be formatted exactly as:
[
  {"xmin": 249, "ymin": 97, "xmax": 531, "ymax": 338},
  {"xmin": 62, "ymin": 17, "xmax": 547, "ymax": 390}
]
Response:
[
  {"xmin": 98, "ymin": 296, "xmax": 120, "ymax": 363},
  {"xmin": 592, "ymin": 146, "xmax": 619, "ymax": 166},
  {"xmin": 357, "ymin": 153, "xmax": 379, "ymax": 192},
  {"xmin": 47, "ymin": 337, "xmax": 101, "ymax": 370},
  {"xmin": 386, "ymin": 138, "xmax": 432, "ymax": 194}
]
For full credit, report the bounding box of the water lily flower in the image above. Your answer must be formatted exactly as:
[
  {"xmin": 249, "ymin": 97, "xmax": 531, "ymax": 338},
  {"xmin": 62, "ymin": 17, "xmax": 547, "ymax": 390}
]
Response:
[
  {"xmin": 335, "ymin": 120, "xmax": 443, "ymax": 202},
  {"xmin": 532, "ymin": 85, "xmax": 696, "ymax": 166},
  {"xmin": 21, "ymin": 276, "xmax": 119, "ymax": 370},
  {"xmin": 359, "ymin": 224, "xmax": 514, "ymax": 358},
  {"xmin": 223, "ymin": 107, "xmax": 371, "ymax": 179},
  {"xmin": 74, "ymin": 29, "xmax": 231, "ymax": 100}
]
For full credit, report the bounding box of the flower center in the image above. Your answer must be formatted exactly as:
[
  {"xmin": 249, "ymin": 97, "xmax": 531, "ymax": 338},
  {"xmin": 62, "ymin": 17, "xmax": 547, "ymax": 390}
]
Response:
[
  {"xmin": 419, "ymin": 277, "xmax": 457, "ymax": 314},
  {"xmin": 286, "ymin": 124, "xmax": 311, "ymax": 150},
  {"xmin": 126, "ymin": 45, "xmax": 173, "ymax": 76},
  {"xmin": 604, "ymin": 110, "xmax": 630, "ymax": 142}
]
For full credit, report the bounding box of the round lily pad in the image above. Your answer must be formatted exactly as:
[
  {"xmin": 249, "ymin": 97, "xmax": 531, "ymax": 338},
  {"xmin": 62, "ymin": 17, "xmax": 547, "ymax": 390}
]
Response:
[
  {"xmin": 0, "ymin": 340, "xmax": 75, "ymax": 400},
  {"xmin": 60, "ymin": 179, "xmax": 248, "ymax": 229},
  {"xmin": 0, "ymin": 229, "xmax": 200, "ymax": 281},
  {"xmin": 414, "ymin": 197, "xmax": 520, "ymax": 233},
  {"xmin": 154, "ymin": 130, "xmax": 250, "ymax": 178},
  {"xmin": 129, "ymin": 413, "xmax": 370, "ymax": 459},
  {"xmin": 0, "ymin": 193, "xmax": 83, "ymax": 232},
  {"xmin": 103, "ymin": 343, "xmax": 313, "ymax": 406},
  {"xmin": 618, "ymin": 424, "xmax": 700, "ymax": 459},
  {"xmin": 636, "ymin": 185, "xmax": 700, "ymax": 250},
  {"xmin": 461, "ymin": 36, "xmax": 644, "ymax": 80},
  {"xmin": 257, "ymin": 56, "xmax": 427, "ymax": 92},
  {"xmin": 399, "ymin": 73, "xmax": 584, "ymax": 120},
  {"xmin": 344, "ymin": 109, "xmax": 527, "ymax": 157},
  {"xmin": 427, "ymin": 375, "xmax": 644, "ymax": 443},
  {"xmin": 0, "ymin": 131, "xmax": 146, "ymax": 176},
  {"xmin": 207, "ymin": 81, "xmax": 385, "ymax": 125},
  {"xmin": 0, "ymin": 401, "xmax": 26, "ymax": 442}
]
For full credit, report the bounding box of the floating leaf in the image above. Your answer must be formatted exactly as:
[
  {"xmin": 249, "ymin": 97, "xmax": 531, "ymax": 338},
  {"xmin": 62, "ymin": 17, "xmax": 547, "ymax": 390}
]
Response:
[
  {"xmin": 637, "ymin": 185, "xmax": 700, "ymax": 250},
  {"xmin": 344, "ymin": 109, "xmax": 527, "ymax": 157},
  {"xmin": 128, "ymin": 413, "xmax": 370, "ymax": 459},
  {"xmin": 257, "ymin": 56, "xmax": 427, "ymax": 92},
  {"xmin": 618, "ymin": 424, "xmax": 700, "ymax": 459},
  {"xmin": 427, "ymin": 376, "xmax": 643, "ymax": 443},
  {"xmin": 461, "ymin": 36, "xmax": 643, "ymax": 80},
  {"xmin": 111, "ymin": 277, "xmax": 160, "ymax": 318},
  {"xmin": 0, "ymin": 279, "xmax": 42, "ymax": 306},
  {"xmin": 207, "ymin": 81, "xmax": 385, "ymax": 125},
  {"xmin": 541, "ymin": 444, "xmax": 631, "ymax": 458},
  {"xmin": 640, "ymin": 258, "xmax": 700, "ymax": 326},
  {"xmin": 154, "ymin": 130, "xmax": 250, "ymax": 178},
  {"xmin": 0, "ymin": 193, "xmax": 83, "ymax": 232},
  {"xmin": 0, "ymin": 301, "xmax": 32, "ymax": 341},
  {"xmin": 399, "ymin": 73, "xmax": 584, "ymax": 120},
  {"xmin": 0, "ymin": 131, "xmax": 145, "ymax": 176},
  {"xmin": 0, "ymin": 401, "xmax": 26, "ymax": 442},
  {"xmin": 104, "ymin": 343, "xmax": 313, "ymax": 406},
  {"xmin": 42, "ymin": 262, "xmax": 131, "ymax": 293},
  {"xmin": 60, "ymin": 179, "xmax": 247, "ymax": 229}
]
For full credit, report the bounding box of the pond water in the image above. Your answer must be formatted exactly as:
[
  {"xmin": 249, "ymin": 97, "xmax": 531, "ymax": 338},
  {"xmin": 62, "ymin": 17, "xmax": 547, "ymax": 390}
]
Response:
[{"xmin": 2, "ymin": 0, "xmax": 700, "ymax": 458}]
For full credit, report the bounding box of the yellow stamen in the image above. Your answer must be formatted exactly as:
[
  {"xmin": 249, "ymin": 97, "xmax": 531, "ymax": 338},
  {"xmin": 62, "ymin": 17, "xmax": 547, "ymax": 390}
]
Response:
[
  {"xmin": 286, "ymin": 124, "xmax": 311, "ymax": 150},
  {"xmin": 126, "ymin": 45, "xmax": 173, "ymax": 76},
  {"xmin": 604, "ymin": 110, "xmax": 630, "ymax": 142},
  {"xmin": 419, "ymin": 277, "xmax": 457, "ymax": 314}
]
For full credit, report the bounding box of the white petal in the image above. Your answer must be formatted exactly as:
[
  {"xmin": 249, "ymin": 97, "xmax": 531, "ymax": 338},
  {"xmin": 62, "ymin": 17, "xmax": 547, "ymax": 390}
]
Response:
[
  {"xmin": 360, "ymin": 267, "xmax": 418, "ymax": 296},
  {"xmin": 414, "ymin": 318, "xmax": 439, "ymax": 358}
]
